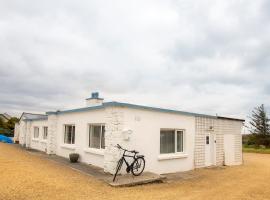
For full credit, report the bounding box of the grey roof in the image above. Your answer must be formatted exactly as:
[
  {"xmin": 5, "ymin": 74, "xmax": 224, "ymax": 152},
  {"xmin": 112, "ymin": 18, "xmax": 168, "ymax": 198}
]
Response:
[
  {"xmin": 46, "ymin": 101, "xmax": 245, "ymax": 122},
  {"xmin": 20, "ymin": 112, "xmax": 48, "ymax": 122}
]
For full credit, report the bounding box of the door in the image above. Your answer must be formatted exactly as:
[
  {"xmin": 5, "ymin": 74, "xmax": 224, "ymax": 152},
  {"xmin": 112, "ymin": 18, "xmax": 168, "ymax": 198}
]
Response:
[
  {"xmin": 224, "ymin": 134, "xmax": 236, "ymax": 165},
  {"xmin": 205, "ymin": 133, "xmax": 216, "ymax": 166}
]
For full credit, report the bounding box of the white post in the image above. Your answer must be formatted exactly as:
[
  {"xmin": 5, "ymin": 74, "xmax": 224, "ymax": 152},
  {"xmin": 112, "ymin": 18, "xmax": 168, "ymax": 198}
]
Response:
[
  {"xmin": 104, "ymin": 106, "xmax": 124, "ymax": 174},
  {"xmin": 47, "ymin": 114, "xmax": 58, "ymax": 154},
  {"xmin": 25, "ymin": 121, "xmax": 32, "ymax": 148}
]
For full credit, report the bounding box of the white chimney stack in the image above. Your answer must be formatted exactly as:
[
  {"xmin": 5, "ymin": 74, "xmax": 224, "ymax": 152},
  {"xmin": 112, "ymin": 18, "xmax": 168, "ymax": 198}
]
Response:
[{"xmin": 86, "ymin": 92, "xmax": 104, "ymax": 107}]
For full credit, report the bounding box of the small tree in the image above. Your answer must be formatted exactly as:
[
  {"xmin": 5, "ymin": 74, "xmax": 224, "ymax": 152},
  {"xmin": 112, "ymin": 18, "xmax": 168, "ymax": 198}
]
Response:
[
  {"xmin": 0, "ymin": 117, "xmax": 4, "ymax": 128},
  {"xmin": 6, "ymin": 117, "xmax": 19, "ymax": 131},
  {"xmin": 249, "ymin": 104, "xmax": 270, "ymax": 135}
]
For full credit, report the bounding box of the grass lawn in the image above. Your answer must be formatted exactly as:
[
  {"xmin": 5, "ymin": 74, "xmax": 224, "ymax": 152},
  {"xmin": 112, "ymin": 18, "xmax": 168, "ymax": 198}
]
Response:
[{"xmin": 243, "ymin": 147, "xmax": 270, "ymax": 154}]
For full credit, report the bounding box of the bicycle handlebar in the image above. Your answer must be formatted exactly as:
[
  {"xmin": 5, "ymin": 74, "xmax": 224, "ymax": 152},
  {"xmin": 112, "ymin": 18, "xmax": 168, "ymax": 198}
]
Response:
[{"xmin": 115, "ymin": 144, "xmax": 138, "ymax": 154}]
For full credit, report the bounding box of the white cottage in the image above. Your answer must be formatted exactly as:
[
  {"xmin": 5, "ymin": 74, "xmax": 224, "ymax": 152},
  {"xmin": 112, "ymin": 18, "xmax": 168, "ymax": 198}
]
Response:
[{"xmin": 15, "ymin": 93, "xmax": 244, "ymax": 174}]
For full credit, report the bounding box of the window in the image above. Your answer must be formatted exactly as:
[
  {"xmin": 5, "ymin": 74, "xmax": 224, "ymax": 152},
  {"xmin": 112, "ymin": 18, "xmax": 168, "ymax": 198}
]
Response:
[
  {"xmin": 89, "ymin": 124, "xmax": 105, "ymax": 149},
  {"xmin": 160, "ymin": 129, "xmax": 184, "ymax": 154},
  {"xmin": 43, "ymin": 127, "xmax": 48, "ymax": 140},
  {"xmin": 33, "ymin": 127, "xmax": 39, "ymax": 138},
  {"xmin": 64, "ymin": 125, "xmax": 75, "ymax": 144}
]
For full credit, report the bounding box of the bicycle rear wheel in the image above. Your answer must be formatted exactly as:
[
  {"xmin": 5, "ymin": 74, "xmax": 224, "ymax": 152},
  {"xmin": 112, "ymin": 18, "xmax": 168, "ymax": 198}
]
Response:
[
  {"xmin": 113, "ymin": 158, "xmax": 123, "ymax": 182},
  {"xmin": 131, "ymin": 157, "xmax": 145, "ymax": 176}
]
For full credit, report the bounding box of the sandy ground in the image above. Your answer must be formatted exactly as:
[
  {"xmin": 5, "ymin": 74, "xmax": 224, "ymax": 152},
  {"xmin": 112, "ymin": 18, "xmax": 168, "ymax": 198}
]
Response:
[{"xmin": 1, "ymin": 143, "xmax": 270, "ymax": 200}]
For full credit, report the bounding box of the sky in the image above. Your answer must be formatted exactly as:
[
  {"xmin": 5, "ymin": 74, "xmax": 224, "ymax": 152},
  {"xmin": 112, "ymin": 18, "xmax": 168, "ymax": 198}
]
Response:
[{"xmin": 0, "ymin": 0, "xmax": 269, "ymax": 119}]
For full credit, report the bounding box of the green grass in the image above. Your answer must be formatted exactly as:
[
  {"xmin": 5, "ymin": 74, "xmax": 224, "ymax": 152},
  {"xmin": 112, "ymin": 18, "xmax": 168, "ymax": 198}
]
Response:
[{"xmin": 243, "ymin": 147, "xmax": 270, "ymax": 154}]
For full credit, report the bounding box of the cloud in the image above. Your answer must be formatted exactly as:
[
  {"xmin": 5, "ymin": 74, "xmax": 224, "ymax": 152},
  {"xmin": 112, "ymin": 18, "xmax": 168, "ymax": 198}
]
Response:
[{"xmin": 0, "ymin": 0, "xmax": 269, "ymax": 118}]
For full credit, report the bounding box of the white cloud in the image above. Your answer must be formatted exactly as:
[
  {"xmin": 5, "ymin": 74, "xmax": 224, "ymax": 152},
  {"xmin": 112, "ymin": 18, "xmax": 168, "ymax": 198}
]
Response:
[{"xmin": 0, "ymin": 0, "xmax": 269, "ymax": 118}]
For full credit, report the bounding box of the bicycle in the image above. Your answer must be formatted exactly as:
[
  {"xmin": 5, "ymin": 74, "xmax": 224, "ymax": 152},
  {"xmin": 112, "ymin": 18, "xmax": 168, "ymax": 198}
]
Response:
[{"xmin": 113, "ymin": 144, "xmax": 145, "ymax": 182}]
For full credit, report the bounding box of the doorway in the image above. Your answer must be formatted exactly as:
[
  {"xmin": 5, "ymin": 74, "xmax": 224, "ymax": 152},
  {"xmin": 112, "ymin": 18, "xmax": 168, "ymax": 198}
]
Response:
[{"xmin": 205, "ymin": 132, "xmax": 216, "ymax": 166}]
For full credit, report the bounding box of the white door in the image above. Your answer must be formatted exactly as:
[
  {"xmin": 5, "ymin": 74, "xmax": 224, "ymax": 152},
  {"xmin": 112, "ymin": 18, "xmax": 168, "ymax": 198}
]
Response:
[{"xmin": 205, "ymin": 133, "xmax": 216, "ymax": 166}]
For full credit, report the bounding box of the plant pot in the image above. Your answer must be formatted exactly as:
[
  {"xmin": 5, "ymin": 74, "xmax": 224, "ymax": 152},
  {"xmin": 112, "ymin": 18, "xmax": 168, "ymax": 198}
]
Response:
[{"xmin": 69, "ymin": 153, "xmax": 79, "ymax": 163}]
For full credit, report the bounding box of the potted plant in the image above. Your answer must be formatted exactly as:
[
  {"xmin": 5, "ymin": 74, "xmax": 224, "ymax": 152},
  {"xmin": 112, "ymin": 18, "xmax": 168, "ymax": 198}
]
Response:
[{"xmin": 69, "ymin": 153, "xmax": 79, "ymax": 163}]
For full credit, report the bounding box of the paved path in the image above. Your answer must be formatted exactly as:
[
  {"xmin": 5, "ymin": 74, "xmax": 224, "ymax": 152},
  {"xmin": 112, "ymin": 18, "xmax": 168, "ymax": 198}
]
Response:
[
  {"xmin": 1, "ymin": 143, "xmax": 270, "ymax": 200},
  {"xmin": 18, "ymin": 146, "xmax": 165, "ymax": 186}
]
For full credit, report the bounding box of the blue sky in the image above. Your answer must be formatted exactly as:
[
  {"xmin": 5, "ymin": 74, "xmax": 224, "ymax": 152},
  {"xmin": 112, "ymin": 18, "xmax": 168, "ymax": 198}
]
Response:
[{"xmin": 0, "ymin": 0, "xmax": 269, "ymax": 119}]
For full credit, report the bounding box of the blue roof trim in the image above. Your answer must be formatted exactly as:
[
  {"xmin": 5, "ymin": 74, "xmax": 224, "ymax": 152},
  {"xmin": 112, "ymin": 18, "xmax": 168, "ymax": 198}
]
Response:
[
  {"xmin": 45, "ymin": 101, "xmax": 215, "ymax": 118},
  {"xmin": 46, "ymin": 104, "xmax": 105, "ymax": 115},
  {"xmin": 44, "ymin": 101, "xmax": 244, "ymax": 121},
  {"xmin": 105, "ymin": 102, "xmax": 217, "ymax": 118}
]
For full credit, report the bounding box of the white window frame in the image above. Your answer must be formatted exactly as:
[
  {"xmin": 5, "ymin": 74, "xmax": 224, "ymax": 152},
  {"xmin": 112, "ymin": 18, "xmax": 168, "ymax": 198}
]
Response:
[
  {"xmin": 43, "ymin": 126, "xmax": 48, "ymax": 140},
  {"xmin": 63, "ymin": 124, "xmax": 75, "ymax": 145},
  {"xmin": 158, "ymin": 129, "xmax": 187, "ymax": 160},
  {"xmin": 88, "ymin": 124, "xmax": 105, "ymax": 150},
  {"xmin": 33, "ymin": 127, "xmax": 39, "ymax": 139}
]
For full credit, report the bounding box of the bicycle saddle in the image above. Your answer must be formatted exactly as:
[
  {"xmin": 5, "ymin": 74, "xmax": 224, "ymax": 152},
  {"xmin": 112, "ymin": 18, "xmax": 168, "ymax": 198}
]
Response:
[{"xmin": 137, "ymin": 155, "xmax": 144, "ymax": 158}]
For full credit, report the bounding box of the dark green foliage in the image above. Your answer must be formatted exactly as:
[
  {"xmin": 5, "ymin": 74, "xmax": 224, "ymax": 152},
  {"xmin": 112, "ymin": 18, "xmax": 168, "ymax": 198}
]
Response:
[
  {"xmin": 0, "ymin": 116, "xmax": 19, "ymax": 137},
  {"xmin": 249, "ymin": 104, "xmax": 270, "ymax": 135},
  {"xmin": 244, "ymin": 104, "xmax": 270, "ymax": 147}
]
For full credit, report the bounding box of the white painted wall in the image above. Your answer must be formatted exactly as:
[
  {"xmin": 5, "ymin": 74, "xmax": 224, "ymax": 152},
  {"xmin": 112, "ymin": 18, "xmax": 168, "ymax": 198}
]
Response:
[
  {"xmin": 224, "ymin": 134, "xmax": 235, "ymax": 165},
  {"xmin": 17, "ymin": 105, "xmax": 242, "ymax": 175},
  {"xmin": 29, "ymin": 120, "xmax": 49, "ymax": 152},
  {"xmin": 121, "ymin": 108, "xmax": 196, "ymax": 174},
  {"xmin": 54, "ymin": 109, "xmax": 107, "ymax": 168},
  {"xmin": 14, "ymin": 123, "xmax": 19, "ymax": 143},
  {"xmin": 18, "ymin": 120, "xmax": 26, "ymax": 146}
]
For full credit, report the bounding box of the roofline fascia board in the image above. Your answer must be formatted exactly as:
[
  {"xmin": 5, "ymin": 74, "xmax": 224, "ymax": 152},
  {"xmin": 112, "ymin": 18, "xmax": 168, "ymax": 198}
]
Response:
[
  {"xmin": 44, "ymin": 101, "xmax": 244, "ymax": 122},
  {"xmin": 105, "ymin": 101, "xmax": 217, "ymax": 119},
  {"xmin": 217, "ymin": 116, "xmax": 245, "ymax": 122},
  {"xmin": 46, "ymin": 104, "xmax": 106, "ymax": 115},
  {"xmin": 23, "ymin": 117, "xmax": 48, "ymax": 122},
  {"xmin": 46, "ymin": 101, "xmax": 204, "ymax": 118}
]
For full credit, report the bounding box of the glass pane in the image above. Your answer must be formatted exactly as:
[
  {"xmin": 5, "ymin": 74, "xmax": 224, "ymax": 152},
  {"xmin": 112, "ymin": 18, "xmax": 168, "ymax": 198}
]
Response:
[
  {"xmin": 101, "ymin": 126, "xmax": 105, "ymax": 149},
  {"xmin": 64, "ymin": 126, "xmax": 73, "ymax": 144},
  {"xmin": 34, "ymin": 127, "xmax": 39, "ymax": 138},
  {"xmin": 71, "ymin": 126, "xmax": 75, "ymax": 144},
  {"xmin": 64, "ymin": 126, "xmax": 67, "ymax": 143},
  {"xmin": 90, "ymin": 126, "xmax": 101, "ymax": 149},
  {"xmin": 43, "ymin": 127, "xmax": 48, "ymax": 139},
  {"xmin": 177, "ymin": 131, "xmax": 183, "ymax": 152},
  {"xmin": 160, "ymin": 130, "xmax": 175, "ymax": 154},
  {"xmin": 88, "ymin": 126, "xmax": 92, "ymax": 147}
]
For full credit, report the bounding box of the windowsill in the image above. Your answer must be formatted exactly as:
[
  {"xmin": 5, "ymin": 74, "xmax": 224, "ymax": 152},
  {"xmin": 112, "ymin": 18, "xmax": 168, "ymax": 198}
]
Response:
[
  {"xmin": 32, "ymin": 138, "xmax": 39, "ymax": 142},
  {"xmin": 60, "ymin": 144, "xmax": 76, "ymax": 150},
  {"xmin": 84, "ymin": 148, "xmax": 104, "ymax": 156},
  {"xmin": 40, "ymin": 140, "xmax": 47, "ymax": 143},
  {"xmin": 158, "ymin": 153, "xmax": 188, "ymax": 160}
]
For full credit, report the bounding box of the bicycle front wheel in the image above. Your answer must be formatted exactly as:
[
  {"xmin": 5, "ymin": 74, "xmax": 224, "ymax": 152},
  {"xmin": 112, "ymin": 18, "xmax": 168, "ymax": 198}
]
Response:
[{"xmin": 131, "ymin": 157, "xmax": 145, "ymax": 176}]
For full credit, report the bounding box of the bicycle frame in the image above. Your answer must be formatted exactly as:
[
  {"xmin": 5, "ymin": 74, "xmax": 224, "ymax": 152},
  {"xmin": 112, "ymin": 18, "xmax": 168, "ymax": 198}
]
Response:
[
  {"xmin": 120, "ymin": 149, "xmax": 137, "ymax": 171},
  {"xmin": 113, "ymin": 144, "xmax": 142, "ymax": 182}
]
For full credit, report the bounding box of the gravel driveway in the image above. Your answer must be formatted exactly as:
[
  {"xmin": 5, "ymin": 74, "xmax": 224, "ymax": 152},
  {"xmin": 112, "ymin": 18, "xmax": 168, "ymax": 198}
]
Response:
[{"xmin": 1, "ymin": 143, "xmax": 270, "ymax": 200}]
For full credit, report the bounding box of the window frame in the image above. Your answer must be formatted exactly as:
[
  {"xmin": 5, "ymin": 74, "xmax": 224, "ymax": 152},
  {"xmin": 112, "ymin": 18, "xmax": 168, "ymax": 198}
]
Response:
[
  {"xmin": 33, "ymin": 127, "xmax": 39, "ymax": 139},
  {"xmin": 63, "ymin": 124, "xmax": 75, "ymax": 145},
  {"xmin": 88, "ymin": 124, "xmax": 105, "ymax": 150},
  {"xmin": 159, "ymin": 128, "xmax": 185, "ymax": 155},
  {"xmin": 43, "ymin": 126, "xmax": 48, "ymax": 140}
]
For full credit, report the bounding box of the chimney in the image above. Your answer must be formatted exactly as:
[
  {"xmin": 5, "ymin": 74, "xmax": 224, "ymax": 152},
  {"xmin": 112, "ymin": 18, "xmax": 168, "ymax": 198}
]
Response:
[{"xmin": 86, "ymin": 92, "xmax": 104, "ymax": 107}]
